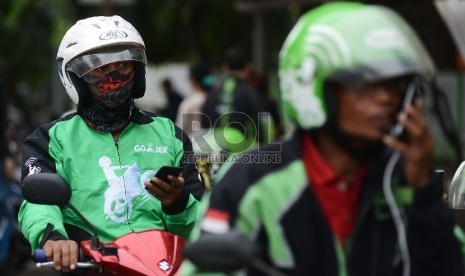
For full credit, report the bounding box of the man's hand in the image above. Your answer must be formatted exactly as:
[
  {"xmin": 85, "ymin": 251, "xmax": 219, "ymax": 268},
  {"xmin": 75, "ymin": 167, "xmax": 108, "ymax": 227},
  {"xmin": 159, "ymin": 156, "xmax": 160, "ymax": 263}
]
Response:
[
  {"xmin": 43, "ymin": 239, "xmax": 78, "ymax": 272},
  {"xmin": 383, "ymin": 99, "xmax": 434, "ymax": 187},
  {"xmin": 144, "ymin": 174, "xmax": 185, "ymax": 207}
]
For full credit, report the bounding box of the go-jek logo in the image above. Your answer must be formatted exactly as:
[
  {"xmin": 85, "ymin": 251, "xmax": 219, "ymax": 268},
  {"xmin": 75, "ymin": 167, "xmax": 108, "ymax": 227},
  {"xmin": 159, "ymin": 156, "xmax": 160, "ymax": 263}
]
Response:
[
  {"xmin": 25, "ymin": 157, "xmax": 41, "ymax": 176},
  {"xmin": 99, "ymin": 30, "xmax": 128, "ymax": 40},
  {"xmin": 99, "ymin": 156, "xmax": 154, "ymax": 223},
  {"xmin": 134, "ymin": 144, "xmax": 168, "ymax": 154}
]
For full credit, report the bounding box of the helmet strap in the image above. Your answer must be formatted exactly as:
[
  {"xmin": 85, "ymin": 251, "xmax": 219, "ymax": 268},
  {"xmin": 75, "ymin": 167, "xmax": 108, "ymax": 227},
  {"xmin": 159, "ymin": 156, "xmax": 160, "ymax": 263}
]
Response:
[
  {"xmin": 69, "ymin": 72, "xmax": 91, "ymax": 106},
  {"xmin": 132, "ymin": 62, "xmax": 146, "ymax": 98}
]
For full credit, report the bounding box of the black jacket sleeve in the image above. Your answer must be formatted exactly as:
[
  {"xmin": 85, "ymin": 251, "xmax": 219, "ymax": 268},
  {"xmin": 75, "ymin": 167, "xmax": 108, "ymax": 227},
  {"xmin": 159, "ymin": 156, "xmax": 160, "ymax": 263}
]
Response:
[
  {"xmin": 21, "ymin": 122, "xmax": 57, "ymax": 181},
  {"xmin": 162, "ymin": 126, "xmax": 204, "ymax": 215}
]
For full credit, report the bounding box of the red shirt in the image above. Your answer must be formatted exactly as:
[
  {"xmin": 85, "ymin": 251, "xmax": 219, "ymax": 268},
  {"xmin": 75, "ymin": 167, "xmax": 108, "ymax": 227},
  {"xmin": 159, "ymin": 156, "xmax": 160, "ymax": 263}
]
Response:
[{"xmin": 301, "ymin": 133, "xmax": 367, "ymax": 246}]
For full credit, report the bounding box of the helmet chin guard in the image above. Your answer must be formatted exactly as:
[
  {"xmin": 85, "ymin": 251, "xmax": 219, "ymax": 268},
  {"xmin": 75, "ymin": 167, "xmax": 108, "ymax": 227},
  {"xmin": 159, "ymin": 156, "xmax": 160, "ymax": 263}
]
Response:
[
  {"xmin": 57, "ymin": 15, "xmax": 147, "ymax": 106},
  {"xmin": 278, "ymin": 2, "xmax": 435, "ymax": 130}
]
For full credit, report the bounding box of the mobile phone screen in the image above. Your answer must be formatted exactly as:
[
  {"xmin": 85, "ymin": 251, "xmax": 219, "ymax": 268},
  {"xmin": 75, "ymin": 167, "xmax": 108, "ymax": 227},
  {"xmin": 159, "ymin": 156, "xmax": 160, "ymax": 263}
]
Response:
[{"xmin": 155, "ymin": 166, "xmax": 183, "ymax": 183}]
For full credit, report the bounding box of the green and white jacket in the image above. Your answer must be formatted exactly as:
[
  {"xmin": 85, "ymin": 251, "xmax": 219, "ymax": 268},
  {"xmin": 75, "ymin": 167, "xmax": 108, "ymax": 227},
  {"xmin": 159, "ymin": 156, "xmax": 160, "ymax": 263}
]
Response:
[{"xmin": 18, "ymin": 110, "xmax": 204, "ymax": 249}]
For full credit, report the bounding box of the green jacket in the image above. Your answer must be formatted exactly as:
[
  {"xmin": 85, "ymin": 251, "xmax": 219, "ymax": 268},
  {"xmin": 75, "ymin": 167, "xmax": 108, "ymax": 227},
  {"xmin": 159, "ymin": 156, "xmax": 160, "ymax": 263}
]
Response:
[{"xmin": 18, "ymin": 110, "xmax": 204, "ymax": 249}]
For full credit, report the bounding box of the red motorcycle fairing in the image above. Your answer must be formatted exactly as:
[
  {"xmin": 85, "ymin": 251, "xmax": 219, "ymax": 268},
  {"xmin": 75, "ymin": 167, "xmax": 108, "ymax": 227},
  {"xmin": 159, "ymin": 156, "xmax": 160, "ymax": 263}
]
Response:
[{"xmin": 80, "ymin": 229, "xmax": 185, "ymax": 276}]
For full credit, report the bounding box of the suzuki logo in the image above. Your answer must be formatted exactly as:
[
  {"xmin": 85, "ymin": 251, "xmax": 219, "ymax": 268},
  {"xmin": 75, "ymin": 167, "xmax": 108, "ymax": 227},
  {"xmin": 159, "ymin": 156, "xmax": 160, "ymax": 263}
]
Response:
[{"xmin": 158, "ymin": 260, "xmax": 171, "ymax": 271}]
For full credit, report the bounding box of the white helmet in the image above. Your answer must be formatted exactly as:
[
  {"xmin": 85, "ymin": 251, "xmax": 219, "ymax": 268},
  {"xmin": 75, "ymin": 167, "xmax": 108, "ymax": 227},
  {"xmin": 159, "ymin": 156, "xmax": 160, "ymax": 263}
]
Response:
[{"xmin": 57, "ymin": 15, "xmax": 147, "ymax": 106}]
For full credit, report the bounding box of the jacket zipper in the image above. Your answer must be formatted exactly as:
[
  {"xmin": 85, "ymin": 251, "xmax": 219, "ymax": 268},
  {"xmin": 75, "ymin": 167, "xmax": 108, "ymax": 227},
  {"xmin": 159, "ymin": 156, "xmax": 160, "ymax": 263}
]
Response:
[
  {"xmin": 335, "ymin": 200, "xmax": 373, "ymax": 276},
  {"xmin": 114, "ymin": 137, "xmax": 135, "ymax": 232}
]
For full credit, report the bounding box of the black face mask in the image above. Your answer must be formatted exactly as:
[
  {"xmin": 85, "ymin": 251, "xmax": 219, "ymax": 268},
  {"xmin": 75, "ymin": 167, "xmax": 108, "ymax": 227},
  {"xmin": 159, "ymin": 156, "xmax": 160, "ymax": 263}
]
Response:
[
  {"xmin": 83, "ymin": 69, "xmax": 135, "ymax": 111},
  {"xmin": 79, "ymin": 69, "xmax": 136, "ymax": 133}
]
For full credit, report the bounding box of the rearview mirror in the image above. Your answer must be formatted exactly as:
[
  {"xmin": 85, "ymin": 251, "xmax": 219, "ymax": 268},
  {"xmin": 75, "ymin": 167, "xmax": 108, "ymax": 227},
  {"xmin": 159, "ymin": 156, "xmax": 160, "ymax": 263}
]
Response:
[
  {"xmin": 183, "ymin": 231, "xmax": 258, "ymax": 273},
  {"xmin": 21, "ymin": 173, "xmax": 71, "ymax": 208},
  {"xmin": 449, "ymin": 161, "xmax": 465, "ymax": 209}
]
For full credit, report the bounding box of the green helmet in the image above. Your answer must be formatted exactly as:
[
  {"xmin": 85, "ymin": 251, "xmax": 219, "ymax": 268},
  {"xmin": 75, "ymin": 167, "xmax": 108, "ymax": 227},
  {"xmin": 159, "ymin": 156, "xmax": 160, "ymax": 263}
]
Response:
[{"xmin": 279, "ymin": 2, "xmax": 435, "ymax": 130}]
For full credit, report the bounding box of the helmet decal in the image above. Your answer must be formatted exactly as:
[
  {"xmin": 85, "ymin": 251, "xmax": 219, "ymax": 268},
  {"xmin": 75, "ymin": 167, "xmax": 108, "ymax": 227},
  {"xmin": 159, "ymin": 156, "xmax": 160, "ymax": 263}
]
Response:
[
  {"xmin": 306, "ymin": 24, "xmax": 351, "ymax": 68},
  {"xmin": 99, "ymin": 30, "xmax": 128, "ymax": 40},
  {"xmin": 280, "ymin": 59, "xmax": 326, "ymax": 128}
]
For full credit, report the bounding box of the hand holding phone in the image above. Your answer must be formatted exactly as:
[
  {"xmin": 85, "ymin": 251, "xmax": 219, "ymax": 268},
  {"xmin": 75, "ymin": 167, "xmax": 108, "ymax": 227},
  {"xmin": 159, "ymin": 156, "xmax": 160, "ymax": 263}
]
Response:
[
  {"xmin": 389, "ymin": 79, "xmax": 419, "ymax": 140},
  {"xmin": 154, "ymin": 166, "xmax": 183, "ymax": 183},
  {"xmin": 148, "ymin": 166, "xmax": 185, "ymax": 207}
]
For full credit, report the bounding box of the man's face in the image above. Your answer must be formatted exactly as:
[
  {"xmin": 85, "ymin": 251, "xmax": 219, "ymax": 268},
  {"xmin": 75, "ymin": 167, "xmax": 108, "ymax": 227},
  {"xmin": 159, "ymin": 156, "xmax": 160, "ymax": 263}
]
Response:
[
  {"xmin": 335, "ymin": 78, "xmax": 407, "ymax": 141},
  {"xmin": 88, "ymin": 61, "xmax": 134, "ymax": 78},
  {"xmin": 82, "ymin": 60, "xmax": 135, "ymax": 110}
]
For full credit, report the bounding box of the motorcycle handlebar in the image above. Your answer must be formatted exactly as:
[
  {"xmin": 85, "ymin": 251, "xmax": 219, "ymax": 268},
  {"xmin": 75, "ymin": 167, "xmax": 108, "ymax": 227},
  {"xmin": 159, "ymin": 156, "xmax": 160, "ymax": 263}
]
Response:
[
  {"xmin": 33, "ymin": 249, "xmax": 100, "ymax": 269},
  {"xmin": 36, "ymin": 261, "xmax": 100, "ymax": 268},
  {"xmin": 33, "ymin": 249, "xmax": 47, "ymax": 263}
]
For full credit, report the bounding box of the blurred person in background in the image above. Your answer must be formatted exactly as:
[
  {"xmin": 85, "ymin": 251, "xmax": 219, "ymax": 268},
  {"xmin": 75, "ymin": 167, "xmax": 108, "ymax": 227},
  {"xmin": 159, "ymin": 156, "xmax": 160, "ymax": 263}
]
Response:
[
  {"xmin": 249, "ymin": 71, "xmax": 283, "ymax": 139},
  {"xmin": 18, "ymin": 15, "xmax": 204, "ymax": 273},
  {"xmin": 159, "ymin": 78, "xmax": 184, "ymax": 122},
  {"xmin": 0, "ymin": 154, "xmax": 13, "ymax": 274},
  {"xmin": 0, "ymin": 56, "xmax": 11, "ymax": 274},
  {"xmin": 201, "ymin": 47, "xmax": 273, "ymax": 154},
  {"xmin": 182, "ymin": 2, "xmax": 464, "ymax": 275},
  {"xmin": 175, "ymin": 61, "xmax": 213, "ymax": 136},
  {"xmin": 0, "ymin": 58, "xmax": 29, "ymax": 275}
]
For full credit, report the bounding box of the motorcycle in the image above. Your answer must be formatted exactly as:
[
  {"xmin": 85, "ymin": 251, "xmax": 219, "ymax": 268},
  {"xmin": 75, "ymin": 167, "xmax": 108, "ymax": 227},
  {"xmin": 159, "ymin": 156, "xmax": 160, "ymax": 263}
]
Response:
[{"xmin": 21, "ymin": 172, "xmax": 185, "ymax": 276}]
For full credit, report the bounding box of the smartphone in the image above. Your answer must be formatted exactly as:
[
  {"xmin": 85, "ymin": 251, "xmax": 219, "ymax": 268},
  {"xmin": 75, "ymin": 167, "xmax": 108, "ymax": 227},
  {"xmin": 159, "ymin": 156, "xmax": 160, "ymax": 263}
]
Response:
[
  {"xmin": 155, "ymin": 166, "xmax": 184, "ymax": 183},
  {"xmin": 389, "ymin": 79, "xmax": 419, "ymax": 140}
]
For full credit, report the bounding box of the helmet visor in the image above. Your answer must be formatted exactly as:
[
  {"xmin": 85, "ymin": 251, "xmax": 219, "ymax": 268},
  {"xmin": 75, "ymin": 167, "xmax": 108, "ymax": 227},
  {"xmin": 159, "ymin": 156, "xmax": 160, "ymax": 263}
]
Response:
[{"xmin": 67, "ymin": 47, "xmax": 147, "ymax": 77}]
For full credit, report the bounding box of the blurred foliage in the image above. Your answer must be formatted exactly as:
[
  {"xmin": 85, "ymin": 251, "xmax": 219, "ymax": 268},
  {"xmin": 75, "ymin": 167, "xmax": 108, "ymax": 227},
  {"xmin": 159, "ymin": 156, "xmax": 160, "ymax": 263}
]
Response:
[
  {"xmin": 0, "ymin": 0, "xmax": 298, "ymax": 120},
  {"xmin": 114, "ymin": 0, "xmax": 240, "ymax": 63},
  {"xmin": 0, "ymin": 0, "xmax": 258, "ymax": 107},
  {"xmin": 0, "ymin": 0, "xmax": 73, "ymax": 90},
  {"xmin": 0, "ymin": 0, "xmax": 74, "ymax": 127}
]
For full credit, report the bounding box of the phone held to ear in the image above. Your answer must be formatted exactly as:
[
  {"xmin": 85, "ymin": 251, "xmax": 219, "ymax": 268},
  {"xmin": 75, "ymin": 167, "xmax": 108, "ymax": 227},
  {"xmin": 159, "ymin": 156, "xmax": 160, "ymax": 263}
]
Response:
[
  {"xmin": 155, "ymin": 166, "xmax": 184, "ymax": 183},
  {"xmin": 389, "ymin": 79, "xmax": 419, "ymax": 140}
]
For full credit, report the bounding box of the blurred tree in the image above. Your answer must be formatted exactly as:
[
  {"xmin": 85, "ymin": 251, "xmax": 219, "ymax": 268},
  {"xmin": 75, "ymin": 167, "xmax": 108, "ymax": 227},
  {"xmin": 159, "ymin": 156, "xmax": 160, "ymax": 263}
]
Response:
[
  {"xmin": 0, "ymin": 61, "xmax": 7, "ymax": 159},
  {"xmin": 0, "ymin": 0, "xmax": 74, "ymax": 122},
  {"xmin": 74, "ymin": 0, "xmax": 245, "ymax": 64},
  {"xmin": 0, "ymin": 0, "xmax": 253, "ymax": 118},
  {"xmin": 0, "ymin": 0, "xmax": 299, "ymax": 122}
]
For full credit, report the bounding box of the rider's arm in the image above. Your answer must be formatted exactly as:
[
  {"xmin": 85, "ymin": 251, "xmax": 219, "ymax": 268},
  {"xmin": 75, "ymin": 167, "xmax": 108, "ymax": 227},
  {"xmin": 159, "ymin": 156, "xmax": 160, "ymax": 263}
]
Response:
[
  {"xmin": 161, "ymin": 126, "xmax": 204, "ymax": 239},
  {"xmin": 176, "ymin": 127, "xmax": 204, "ymax": 200},
  {"xmin": 18, "ymin": 123, "xmax": 69, "ymax": 249},
  {"xmin": 18, "ymin": 203, "xmax": 68, "ymax": 249}
]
